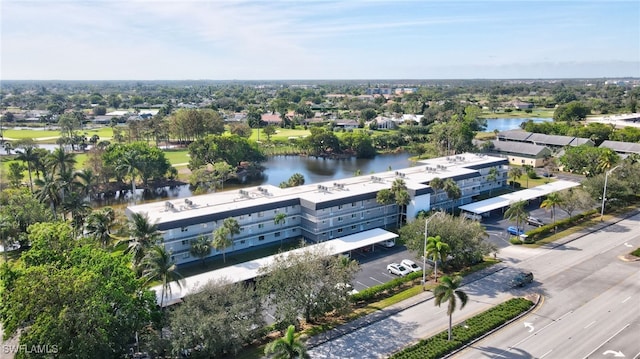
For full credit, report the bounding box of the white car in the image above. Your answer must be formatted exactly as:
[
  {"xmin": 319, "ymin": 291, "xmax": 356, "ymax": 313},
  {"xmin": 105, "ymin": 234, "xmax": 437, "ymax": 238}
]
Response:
[
  {"xmin": 379, "ymin": 239, "xmax": 396, "ymax": 248},
  {"xmin": 387, "ymin": 263, "xmax": 411, "ymax": 276},
  {"xmin": 401, "ymin": 259, "xmax": 421, "ymax": 272}
]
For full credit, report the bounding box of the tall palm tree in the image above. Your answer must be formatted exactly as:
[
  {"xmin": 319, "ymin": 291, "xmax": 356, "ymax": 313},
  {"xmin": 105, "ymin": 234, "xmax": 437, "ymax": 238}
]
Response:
[
  {"xmin": 443, "ymin": 178, "xmax": 461, "ymax": 214},
  {"xmin": 426, "ymin": 235, "xmax": 450, "ymax": 283},
  {"xmin": 116, "ymin": 149, "xmax": 140, "ymax": 201},
  {"xmin": 46, "ymin": 147, "xmax": 76, "ymax": 175},
  {"xmin": 430, "ymin": 177, "xmax": 444, "ymax": 209},
  {"xmin": 125, "ymin": 212, "xmax": 163, "ymax": 268},
  {"xmin": 486, "ymin": 167, "xmax": 499, "ymax": 196},
  {"xmin": 142, "ymin": 244, "xmax": 184, "ymax": 309},
  {"xmin": 223, "ymin": 217, "xmax": 240, "ymax": 245},
  {"xmin": 61, "ymin": 191, "xmax": 92, "ymax": 234},
  {"xmin": 264, "ymin": 324, "xmax": 310, "ymax": 359},
  {"xmin": 434, "ymin": 275, "xmax": 468, "ymax": 341},
  {"xmin": 508, "ymin": 167, "xmax": 523, "ymax": 189},
  {"xmin": 274, "ymin": 213, "xmax": 287, "ymax": 246},
  {"xmin": 212, "ymin": 226, "xmax": 232, "ymax": 263},
  {"xmin": 504, "ymin": 200, "xmax": 528, "ymax": 235},
  {"xmin": 540, "ymin": 192, "xmax": 563, "ymax": 225},
  {"xmin": 85, "ymin": 207, "xmax": 116, "ymax": 248},
  {"xmin": 15, "ymin": 143, "xmax": 38, "ymax": 193},
  {"xmin": 75, "ymin": 168, "xmax": 98, "ymax": 200},
  {"xmin": 35, "ymin": 173, "xmax": 62, "ymax": 219},
  {"xmin": 189, "ymin": 235, "xmax": 212, "ymax": 267},
  {"xmin": 376, "ymin": 189, "xmax": 394, "ymax": 229},
  {"xmin": 395, "ymin": 190, "xmax": 410, "ymax": 226},
  {"xmin": 288, "ymin": 173, "xmax": 305, "ymax": 187}
]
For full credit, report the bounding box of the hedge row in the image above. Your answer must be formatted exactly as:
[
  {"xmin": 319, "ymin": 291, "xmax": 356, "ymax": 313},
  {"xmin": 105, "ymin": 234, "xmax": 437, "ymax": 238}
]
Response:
[
  {"xmin": 350, "ymin": 270, "xmax": 425, "ymax": 303},
  {"xmin": 525, "ymin": 209, "xmax": 598, "ymax": 242},
  {"xmin": 390, "ymin": 297, "xmax": 534, "ymax": 359}
]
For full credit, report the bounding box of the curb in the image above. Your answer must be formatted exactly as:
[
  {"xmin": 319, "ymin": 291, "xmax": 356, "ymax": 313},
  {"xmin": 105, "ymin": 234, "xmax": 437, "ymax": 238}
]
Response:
[{"xmin": 443, "ymin": 293, "xmax": 543, "ymax": 358}]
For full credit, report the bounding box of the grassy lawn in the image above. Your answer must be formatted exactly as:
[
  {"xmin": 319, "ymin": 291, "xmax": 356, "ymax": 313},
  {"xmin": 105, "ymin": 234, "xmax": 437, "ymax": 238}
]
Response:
[
  {"xmin": 163, "ymin": 149, "xmax": 190, "ymax": 166},
  {"xmin": 2, "ymin": 127, "xmax": 113, "ymax": 143},
  {"xmin": 249, "ymin": 128, "xmax": 310, "ymax": 142}
]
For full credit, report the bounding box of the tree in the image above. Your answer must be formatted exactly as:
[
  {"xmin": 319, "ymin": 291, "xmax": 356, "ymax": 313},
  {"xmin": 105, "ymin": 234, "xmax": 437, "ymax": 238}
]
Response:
[
  {"xmin": 14, "ymin": 140, "xmax": 39, "ymax": 192},
  {"xmin": 264, "ymin": 325, "xmax": 310, "ymax": 359},
  {"xmin": 504, "ymin": 200, "xmax": 528, "ymax": 234},
  {"xmin": 559, "ymin": 145, "xmax": 620, "ymax": 176},
  {"xmin": 556, "ymin": 188, "xmax": 596, "ymax": 218},
  {"xmin": 142, "ymin": 244, "xmax": 184, "ymax": 309},
  {"xmin": 7, "ymin": 162, "xmax": 26, "ymax": 187},
  {"xmin": 434, "ymin": 275, "xmax": 468, "ymax": 341},
  {"xmin": 376, "ymin": 189, "xmax": 395, "ymax": 229},
  {"xmin": 45, "ymin": 147, "xmax": 76, "ymax": 175},
  {"xmin": 508, "ymin": 167, "xmax": 523, "ymax": 188},
  {"xmin": 189, "ymin": 235, "xmax": 212, "ymax": 267},
  {"xmin": 280, "ymin": 173, "xmax": 305, "ymax": 188},
  {"xmin": 443, "ymin": 178, "xmax": 461, "ymax": 214},
  {"xmin": 263, "ymin": 124, "xmax": 277, "ymax": 141},
  {"xmin": 540, "ymin": 192, "xmax": 563, "ymax": 224},
  {"xmin": 258, "ymin": 245, "xmax": 359, "ymax": 326},
  {"xmin": 84, "ymin": 207, "xmax": 116, "ymax": 248},
  {"xmin": 229, "ymin": 122, "xmax": 253, "ymax": 138},
  {"xmin": 274, "ymin": 212, "xmax": 287, "ymax": 246},
  {"xmin": 486, "ymin": 167, "xmax": 499, "ymax": 196},
  {"xmin": 213, "ymin": 226, "xmax": 232, "ymax": 263},
  {"xmin": 400, "ymin": 213, "xmax": 494, "ymax": 270},
  {"xmin": 170, "ymin": 279, "xmax": 265, "ymax": 357},
  {"xmin": 426, "ymin": 235, "xmax": 450, "ymax": 283},
  {"xmin": 125, "ymin": 212, "xmax": 163, "ymax": 269},
  {"xmin": 430, "ymin": 177, "xmax": 444, "ymax": 210},
  {"xmin": 553, "ymin": 101, "xmax": 590, "ymax": 122}
]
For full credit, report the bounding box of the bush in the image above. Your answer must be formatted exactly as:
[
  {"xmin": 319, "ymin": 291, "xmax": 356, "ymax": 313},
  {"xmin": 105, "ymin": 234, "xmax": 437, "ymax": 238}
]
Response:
[
  {"xmin": 509, "ymin": 237, "xmax": 523, "ymax": 245},
  {"xmin": 390, "ymin": 298, "xmax": 533, "ymax": 359},
  {"xmin": 526, "ymin": 209, "xmax": 598, "ymax": 241},
  {"xmin": 631, "ymin": 248, "xmax": 640, "ymax": 257},
  {"xmin": 351, "ymin": 271, "xmax": 424, "ymax": 303}
]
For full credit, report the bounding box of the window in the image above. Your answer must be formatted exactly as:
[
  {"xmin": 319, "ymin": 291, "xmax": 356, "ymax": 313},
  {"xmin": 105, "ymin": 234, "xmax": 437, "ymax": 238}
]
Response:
[
  {"xmin": 258, "ymin": 212, "xmax": 264, "ymax": 217},
  {"xmin": 338, "ymin": 217, "xmax": 343, "ymax": 222},
  {"xmin": 258, "ymin": 223, "xmax": 264, "ymax": 229},
  {"xmin": 240, "ymin": 240, "xmax": 246, "ymax": 244},
  {"xmin": 202, "ymin": 223, "xmax": 208, "ymax": 228},
  {"xmin": 275, "ymin": 232, "xmax": 281, "ymax": 237},
  {"xmin": 258, "ymin": 235, "xmax": 265, "ymax": 241},
  {"xmin": 337, "ymin": 228, "xmax": 343, "ymax": 233},
  {"xmin": 183, "ymin": 253, "xmax": 190, "ymax": 259},
  {"xmin": 351, "ymin": 225, "xmax": 357, "ymax": 230},
  {"xmin": 181, "ymin": 240, "xmax": 188, "ymax": 245},
  {"xmin": 352, "ymin": 213, "xmax": 357, "ymax": 218},
  {"xmin": 352, "ymin": 202, "xmax": 357, "ymax": 207},
  {"xmin": 338, "ymin": 204, "xmax": 343, "ymax": 209},
  {"xmin": 181, "ymin": 227, "xmax": 188, "ymax": 232}
]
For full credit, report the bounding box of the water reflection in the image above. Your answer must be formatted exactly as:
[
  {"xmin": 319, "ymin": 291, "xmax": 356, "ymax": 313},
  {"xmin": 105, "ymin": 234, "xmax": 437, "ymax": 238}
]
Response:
[{"xmin": 484, "ymin": 117, "xmax": 552, "ymax": 132}]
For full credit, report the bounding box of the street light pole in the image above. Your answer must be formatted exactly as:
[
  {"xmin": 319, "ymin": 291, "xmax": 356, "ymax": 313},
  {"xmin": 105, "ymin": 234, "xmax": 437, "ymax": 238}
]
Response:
[{"xmin": 600, "ymin": 165, "xmax": 621, "ymax": 222}]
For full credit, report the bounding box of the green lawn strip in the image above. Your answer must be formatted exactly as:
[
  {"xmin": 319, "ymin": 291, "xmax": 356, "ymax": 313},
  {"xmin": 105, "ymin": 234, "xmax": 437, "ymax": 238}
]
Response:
[
  {"xmin": 162, "ymin": 149, "xmax": 190, "ymax": 166},
  {"xmin": 480, "ymin": 108, "xmax": 555, "ymax": 119},
  {"xmin": 248, "ymin": 128, "xmax": 310, "ymax": 142},
  {"xmin": 389, "ymin": 298, "xmax": 534, "ymax": 359}
]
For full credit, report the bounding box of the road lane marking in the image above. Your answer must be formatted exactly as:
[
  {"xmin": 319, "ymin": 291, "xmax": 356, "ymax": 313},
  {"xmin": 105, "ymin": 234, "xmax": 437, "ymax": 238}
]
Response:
[
  {"xmin": 506, "ymin": 311, "xmax": 574, "ymax": 352},
  {"xmin": 622, "ymin": 296, "xmax": 631, "ymax": 303},
  {"xmin": 540, "ymin": 349, "xmax": 553, "ymax": 358},
  {"xmin": 581, "ymin": 323, "xmax": 631, "ymax": 359},
  {"xmin": 369, "ymin": 277, "xmax": 385, "ymax": 284},
  {"xmin": 584, "ymin": 321, "xmax": 597, "ymax": 329}
]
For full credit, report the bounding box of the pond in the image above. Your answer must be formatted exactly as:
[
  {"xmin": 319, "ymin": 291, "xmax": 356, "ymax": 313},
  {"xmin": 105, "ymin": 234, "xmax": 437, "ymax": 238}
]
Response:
[
  {"xmin": 97, "ymin": 152, "xmax": 415, "ymax": 207},
  {"xmin": 484, "ymin": 117, "xmax": 552, "ymax": 132}
]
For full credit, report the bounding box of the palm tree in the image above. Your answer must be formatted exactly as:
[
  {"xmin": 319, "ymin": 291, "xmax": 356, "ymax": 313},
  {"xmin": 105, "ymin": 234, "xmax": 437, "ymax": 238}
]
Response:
[
  {"xmin": 15, "ymin": 142, "xmax": 38, "ymax": 193},
  {"xmin": 46, "ymin": 147, "xmax": 76, "ymax": 175},
  {"xmin": 75, "ymin": 168, "xmax": 98, "ymax": 200},
  {"xmin": 504, "ymin": 200, "xmax": 528, "ymax": 235},
  {"xmin": 142, "ymin": 244, "xmax": 184, "ymax": 309},
  {"xmin": 223, "ymin": 217, "xmax": 240, "ymax": 245},
  {"xmin": 395, "ymin": 190, "xmax": 410, "ymax": 226},
  {"xmin": 264, "ymin": 324, "xmax": 310, "ymax": 359},
  {"xmin": 443, "ymin": 178, "xmax": 461, "ymax": 214},
  {"xmin": 35, "ymin": 173, "xmax": 61, "ymax": 219},
  {"xmin": 85, "ymin": 207, "xmax": 116, "ymax": 248},
  {"xmin": 434, "ymin": 275, "xmax": 468, "ymax": 341},
  {"xmin": 430, "ymin": 177, "xmax": 444, "ymax": 209},
  {"xmin": 116, "ymin": 149, "xmax": 140, "ymax": 201},
  {"xmin": 61, "ymin": 191, "xmax": 92, "ymax": 234},
  {"xmin": 212, "ymin": 226, "xmax": 232, "ymax": 263},
  {"xmin": 288, "ymin": 173, "xmax": 305, "ymax": 187},
  {"xmin": 426, "ymin": 235, "xmax": 450, "ymax": 282},
  {"xmin": 189, "ymin": 235, "xmax": 212, "ymax": 267},
  {"xmin": 508, "ymin": 167, "xmax": 523, "ymax": 189},
  {"xmin": 376, "ymin": 189, "xmax": 394, "ymax": 229},
  {"xmin": 125, "ymin": 212, "xmax": 163, "ymax": 268},
  {"xmin": 486, "ymin": 167, "xmax": 499, "ymax": 196},
  {"xmin": 540, "ymin": 192, "xmax": 563, "ymax": 225},
  {"xmin": 274, "ymin": 213, "xmax": 287, "ymax": 246}
]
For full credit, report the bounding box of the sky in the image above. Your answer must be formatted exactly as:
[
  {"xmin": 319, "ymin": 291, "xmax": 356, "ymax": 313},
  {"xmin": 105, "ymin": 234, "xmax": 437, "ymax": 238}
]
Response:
[{"xmin": 1, "ymin": 0, "xmax": 639, "ymax": 80}]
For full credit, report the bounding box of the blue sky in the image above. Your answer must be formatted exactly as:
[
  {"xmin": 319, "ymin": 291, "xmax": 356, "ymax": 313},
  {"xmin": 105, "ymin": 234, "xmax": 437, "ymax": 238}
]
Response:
[{"xmin": 1, "ymin": 0, "xmax": 638, "ymax": 80}]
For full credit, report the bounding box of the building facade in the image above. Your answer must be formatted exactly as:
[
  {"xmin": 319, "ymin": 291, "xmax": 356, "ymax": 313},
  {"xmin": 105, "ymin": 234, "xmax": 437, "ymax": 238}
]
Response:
[{"xmin": 125, "ymin": 153, "xmax": 509, "ymax": 265}]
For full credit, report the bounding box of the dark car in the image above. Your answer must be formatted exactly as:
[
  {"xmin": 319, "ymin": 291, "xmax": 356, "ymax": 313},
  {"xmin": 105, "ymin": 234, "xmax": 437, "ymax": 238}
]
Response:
[
  {"xmin": 526, "ymin": 216, "xmax": 545, "ymax": 227},
  {"xmin": 511, "ymin": 271, "xmax": 534, "ymax": 288}
]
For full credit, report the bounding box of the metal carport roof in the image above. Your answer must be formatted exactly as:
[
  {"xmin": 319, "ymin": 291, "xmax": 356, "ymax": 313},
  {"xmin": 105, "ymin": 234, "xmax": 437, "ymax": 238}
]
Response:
[
  {"xmin": 152, "ymin": 228, "xmax": 398, "ymax": 306},
  {"xmin": 458, "ymin": 180, "xmax": 581, "ymax": 215}
]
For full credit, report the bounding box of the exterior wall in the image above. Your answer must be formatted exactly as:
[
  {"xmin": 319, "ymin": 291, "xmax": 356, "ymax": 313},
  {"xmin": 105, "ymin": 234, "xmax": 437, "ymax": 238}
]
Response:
[{"xmin": 506, "ymin": 155, "xmax": 545, "ymax": 167}]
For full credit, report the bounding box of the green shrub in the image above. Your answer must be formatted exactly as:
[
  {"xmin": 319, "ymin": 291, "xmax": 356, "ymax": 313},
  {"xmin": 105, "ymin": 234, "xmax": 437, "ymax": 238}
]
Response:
[
  {"xmin": 526, "ymin": 209, "xmax": 598, "ymax": 241},
  {"xmin": 351, "ymin": 270, "xmax": 424, "ymax": 303},
  {"xmin": 631, "ymin": 248, "xmax": 640, "ymax": 257},
  {"xmin": 390, "ymin": 298, "xmax": 533, "ymax": 359},
  {"xmin": 509, "ymin": 237, "xmax": 523, "ymax": 245}
]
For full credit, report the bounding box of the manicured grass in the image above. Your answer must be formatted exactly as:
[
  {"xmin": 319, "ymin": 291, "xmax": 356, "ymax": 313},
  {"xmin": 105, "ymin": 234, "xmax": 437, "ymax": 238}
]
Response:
[
  {"xmin": 163, "ymin": 149, "xmax": 190, "ymax": 166},
  {"xmin": 2, "ymin": 127, "xmax": 113, "ymax": 143},
  {"xmin": 481, "ymin": 108, "xmax": 555, "ymax": 119},
  {"xmin": 248, "ymin": 128, "xmax": 310, "ymax": 142}
]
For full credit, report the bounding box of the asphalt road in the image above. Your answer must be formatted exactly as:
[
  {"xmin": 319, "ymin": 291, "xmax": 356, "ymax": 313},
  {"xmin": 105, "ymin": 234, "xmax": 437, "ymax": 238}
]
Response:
[{"xmin": 308, "ymin": 212, "xmax": 640, "ymax": 359}]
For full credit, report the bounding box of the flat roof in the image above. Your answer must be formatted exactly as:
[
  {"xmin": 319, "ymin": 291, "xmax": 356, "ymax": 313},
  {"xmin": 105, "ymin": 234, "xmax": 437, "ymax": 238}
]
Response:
[
  {"xmin": 151, "ymin": 228, "xmax": 398, "ymax": 306},
  {"xmin": 458, "ymin": 180, "xmax": 581, "ymax": 215}
]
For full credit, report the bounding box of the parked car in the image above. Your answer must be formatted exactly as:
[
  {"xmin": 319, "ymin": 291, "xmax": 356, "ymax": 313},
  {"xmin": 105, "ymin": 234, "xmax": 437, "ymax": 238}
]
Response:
[
  {"xmin": 526, "ymin": 216, "xmax": 545, "ymax": 227},
  {"xmin": 401, "ymin": 259, "xmax": 421, "ymax": 272},
  {"xmin": 507, "ymin": 226, "xmax": 526, "ymax": 236},
  {"xmin": 379, "ymin": 239, "xmax": 396, "ymax": 248},
  {"xmin": 511, "ymin": 271, "xmax": 534, "ymax": 288},
  {"xmin": 387, "ymin": 263, "xmax": 411, "ymax": 276}
]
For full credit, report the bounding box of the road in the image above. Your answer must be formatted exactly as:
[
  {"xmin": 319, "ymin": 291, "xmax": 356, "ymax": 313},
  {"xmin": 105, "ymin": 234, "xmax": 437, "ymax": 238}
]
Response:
[
  {"xmin": 308, "ymin": 213, "xmax": 640, "ymax": 359},
  {"xmin": 456, "ymin": 215, "xmax": 640, "ymax": 359}
]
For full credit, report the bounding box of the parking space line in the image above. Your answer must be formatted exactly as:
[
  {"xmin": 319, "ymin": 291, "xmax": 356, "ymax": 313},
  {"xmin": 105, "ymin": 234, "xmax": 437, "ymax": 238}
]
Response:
[
  {"xmin": 380, "ymin": 272, "xmax": 395, "ymax": 279},
  {"xmin": 355, "ymin": 281, "xmax": 369, "ymax": 290},
  {"xmin": 369, "ymin": 277, "xmax": 385, "ymax": 284}
]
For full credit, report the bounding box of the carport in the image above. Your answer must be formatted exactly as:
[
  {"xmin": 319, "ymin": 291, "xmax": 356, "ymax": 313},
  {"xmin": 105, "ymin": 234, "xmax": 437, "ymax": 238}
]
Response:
[
  {"xmin": 459, "ymin": 180, "xmax": 581, "ymax": 218},
  {"xmin": 152, "ymin": 228, "xmax": 398, "ymax": 306}
]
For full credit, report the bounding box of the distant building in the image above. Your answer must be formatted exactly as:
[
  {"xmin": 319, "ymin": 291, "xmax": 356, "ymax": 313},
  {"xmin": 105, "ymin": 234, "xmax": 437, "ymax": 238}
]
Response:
[
  {"xmin": 489, "ymin": 140, "xmax": 552, "ymax": 167},
  {"xmin": 599, "ymin": 140, "xmax": 640, "ymax": 158}
]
